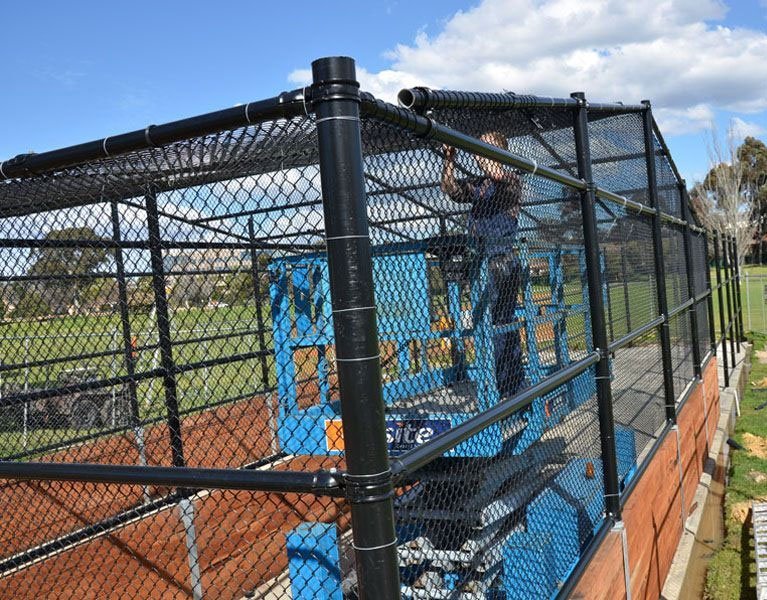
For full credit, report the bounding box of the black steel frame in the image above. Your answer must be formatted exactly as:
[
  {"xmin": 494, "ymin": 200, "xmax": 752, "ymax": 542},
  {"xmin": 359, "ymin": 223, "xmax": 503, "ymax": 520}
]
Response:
[{"xmin": 0, "ymin": 55, "xmax": 744, "ymax": 599}]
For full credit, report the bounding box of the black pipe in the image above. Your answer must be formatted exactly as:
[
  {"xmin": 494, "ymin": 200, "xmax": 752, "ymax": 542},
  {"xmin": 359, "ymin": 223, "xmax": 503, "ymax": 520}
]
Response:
[
  {"xmin": 731, "ymin": 236, "xmax": 745, "ymax": 341},
  {"xmin": 572, "ymin": 91, "xmax": 622, "ymax": 520},
  {"xmin": 111, "ymin": 200, "xmax": 143, "ymax": 437},
  {"xmin": 248, "ymin": 218, "xmax": 272, "ymax": 388},
  {"xmin": 704, "ymin": 235, "xmax": 717, "ymax": 355},
  {"xmin": 0, "ymin": 461, "xmax": 343, "ymax": 495},
  {"xmin": 728, "ymin": 236, "xmax": 742, "ymax": 352},
  {"xmin": 679, "ymin": 186, "xmax": 702, "ymax": 378},
  {"xmin": 667, "ymin": 297, "xmax": 695, "ymax": 320},
  {"xmin": 713, "ymin": 232, "xmax": 730, "ymax": 387},
  {"xmin": 0, "ymin": 90, "xmax": 307, "ymax": 180},
  {"xmin": 722, "ymin": 235, "xmax": 737, "ymax": 361},
  {"xmin": 312, "ymin": 56, "xmax": 401, "ymax": 600},
  {"xmin": 642, "ymin": 101, "xmax": 676, "ymax": 423},
  {"xmin": 396, "ymin": 87, "xmax": 645, "ymax": 114},
  {"xmin": 390, "ymin": 352, "xmax": 600, "ymax": 478},
  {"xmin": 145, "ymin": 191, "xmax": 185, "ymax": 469},
  {"xmin": 618, "ymin": 221, "xmax": 632, "ymax": 335}
]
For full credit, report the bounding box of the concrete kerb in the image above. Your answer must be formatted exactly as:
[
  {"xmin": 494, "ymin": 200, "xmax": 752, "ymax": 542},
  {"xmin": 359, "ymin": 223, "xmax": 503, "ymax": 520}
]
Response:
[{"xmin": 661, "ymin": 343, "xmax": 750, "ymax": 600}]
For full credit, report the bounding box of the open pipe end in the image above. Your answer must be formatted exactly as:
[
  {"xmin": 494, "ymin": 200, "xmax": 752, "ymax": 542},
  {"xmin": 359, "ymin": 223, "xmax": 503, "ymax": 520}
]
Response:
[{"xmin": 397, "ymin": 89, "xmax": 416, "ymax": 109}]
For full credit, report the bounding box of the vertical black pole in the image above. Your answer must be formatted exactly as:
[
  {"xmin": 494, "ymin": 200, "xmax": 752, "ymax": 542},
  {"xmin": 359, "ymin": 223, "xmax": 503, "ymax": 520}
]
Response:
[
  {"xmin": 713, "ymin": 232, "xmax": 730, "ymax": 387},
  {"xmin": 704, "ymin": 234, "xmax": 717, "ymax": 358},
  {"xmin": 618, "ymin": 222, "xmax": 632, "ymax": 336},
  {"xmin": 642, "ymin": 102, "xmax": 676, "ymax": 422},
  {"xmin": 722, "ymin": 235, "xmax": 737, "ymax": 361},
  {"xmin": 728, "ymin": 236, "xmax": 741, "ymax": 352},
  {"xmin": 679, "ymin": 184, "xmax": 702, "ymax": 378},
  {"xmin": 572, "ymin": 91, "xmax": 621, "ymax": 519},
  {"xmin": 247, "ymin": 218, "xmax": 271, "ymax": 389},
  {"xmin": 145, "ymin": 190, "xmax": 185, "ymax": 468},
  {"xmin": 111, "ymin": 201, "xmax": 142, "ymax": 429},
  {"xmin": 312, "ymin": 57, "xmax": 400, "ymax": 600},
  {"xmin": 731, "ymin": 236, "xmax": 745, "ymax": 342}
]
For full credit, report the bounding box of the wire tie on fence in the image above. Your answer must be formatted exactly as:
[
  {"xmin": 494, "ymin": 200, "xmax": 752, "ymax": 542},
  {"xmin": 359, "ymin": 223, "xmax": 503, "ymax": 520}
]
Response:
[
  {"xmin": 314, "ymin": 115, "xmax": 360, "ymax": 125},
  {"xmin": 352, "ymin": 538, "xmax": 398, "ymax": 552},
  {"xmin": 335, "ymin": 354, "xmax": 381, "ymax": 363},
  {"xmin": 348, "ymin": 469, "xmax": 391, "ymax": 479},
  {"xmin": 325, "ymin": 234, "xmax": 369, "ymax": 242},
  {"xmin": 102, "ymin": 137, "xmax": 111, "ymax": 158},
  {"xmin": 332, "ymin": 305, "xmax": 376, "ymax": 314},
  {"xmin": 244, "ymin": 103, "xmax": 252, "ymax": 125},
  {"xmin": 530, "ymin": 159, "xmax": 538, "ymax": 176},
  {"xmin": 302, "ymin": 86, "xmax": 311, "ymax": 117}
]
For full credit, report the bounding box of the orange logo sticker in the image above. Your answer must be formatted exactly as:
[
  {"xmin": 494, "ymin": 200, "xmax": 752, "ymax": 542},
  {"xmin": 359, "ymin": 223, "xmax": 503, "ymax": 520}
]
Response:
[{"xmin": 325, "ymin": 419, "xmax": 345, "ymax": 452}]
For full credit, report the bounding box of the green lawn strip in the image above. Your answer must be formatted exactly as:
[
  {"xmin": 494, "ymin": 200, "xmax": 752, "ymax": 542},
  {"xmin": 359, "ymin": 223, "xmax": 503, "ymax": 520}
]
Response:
[{"xmin": 706, "ymin": 332, "xmax": 767, "ymax": 599}]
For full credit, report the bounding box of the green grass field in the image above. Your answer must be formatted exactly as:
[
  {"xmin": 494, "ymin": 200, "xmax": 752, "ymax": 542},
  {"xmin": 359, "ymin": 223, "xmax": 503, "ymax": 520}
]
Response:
[
  {"xmin": 0, "ymin": 305, "xmax": 274, "ymax": 457},
  {"xmin": 706, "ymin": 332, "xmax": 767, "ymax": 599}
]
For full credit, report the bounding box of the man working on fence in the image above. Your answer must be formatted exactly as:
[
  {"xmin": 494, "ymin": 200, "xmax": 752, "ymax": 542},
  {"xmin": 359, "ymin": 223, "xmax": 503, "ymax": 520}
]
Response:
[{"xmin": 441, "ymin": 131, "xmax": 526, "ymax": 398}]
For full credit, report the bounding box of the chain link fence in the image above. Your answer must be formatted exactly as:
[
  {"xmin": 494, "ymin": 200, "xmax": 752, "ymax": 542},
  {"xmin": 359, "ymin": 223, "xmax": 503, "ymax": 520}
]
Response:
[{"xmin": 0, "ymin": 56, "xmax": 741, "ymax": 599}]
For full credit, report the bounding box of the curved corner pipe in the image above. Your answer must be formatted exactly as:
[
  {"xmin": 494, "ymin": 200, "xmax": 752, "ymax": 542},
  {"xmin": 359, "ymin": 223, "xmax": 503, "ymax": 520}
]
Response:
[
  {"xmin": 0, "ymin": 89, "xmax": 308, "ymax": 181},
  {"xmin": 397, "ymin": 87, "xmax": 646, "ymax": 114}
]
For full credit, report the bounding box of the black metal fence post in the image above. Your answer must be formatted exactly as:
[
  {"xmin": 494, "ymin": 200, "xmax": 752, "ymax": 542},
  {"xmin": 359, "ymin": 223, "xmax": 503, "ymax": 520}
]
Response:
[
  {"xmin": 571, "ymin": 91, "xmax": 621, "ymax": 519},
  {"xmin": 110, "ymin": 200, "xmax": 147, "ymax": 464},
  {"xmin": 247, "ymin": 217, "xmax": 271, "ymax": 388},
  {"xmin": 713, "ymin": 232, "xmax": 730, "ymax": 387},
  {"xmin": 641, "ymin": 102, "xmax": 676, "ymax": 421},
  {"xmin": 728, "ymin": 236, "xmax": 741, "ymax": 352},
  {"xmin": 145, "ymin": 190, "xmax": 185, "ymax": 468},
  {"xmin": 704, "ymin": 234, "xmax": 717, "ymax": 358},
  {"xmin": 679, "ymin": 184, "xmax": 702, "ymax": 378},
  {"xmin": 312, "ymin": 56, "xmax": 401, "ymax": 600},
  {"xmin": 731, "ymin": 236, "xmax": 745, "ymax": 341},
  {"xmin": 722, "ymin": 234, "xmax": 737, "ymax": 361}
]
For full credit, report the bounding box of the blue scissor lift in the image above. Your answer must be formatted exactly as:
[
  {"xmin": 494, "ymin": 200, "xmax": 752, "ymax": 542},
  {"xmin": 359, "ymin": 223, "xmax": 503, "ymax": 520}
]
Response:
[{"xmin": 269, "ymin": 237, "xmax": 636, "ymax": 598}]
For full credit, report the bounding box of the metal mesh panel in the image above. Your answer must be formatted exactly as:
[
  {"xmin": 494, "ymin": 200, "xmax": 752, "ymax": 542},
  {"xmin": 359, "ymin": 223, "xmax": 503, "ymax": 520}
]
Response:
[
  {"xmin": 597, "ymin": 207, "xmax": 657, "ymax": 342},
  {"xmin": 0, "ymin": 482, "xmax": 348, "ymax": 599},
  {"xmin": 587, "ymin": 113, "xmax": 649, "ymax": 204},
  {"xmin": 663, "ymin": 224, "xmax": 690, "ymax": 310},
  {"xmin": 610, "ymin": 329, "xmax": 664, "ymax": 463},
  {"xmin": 668, "ymin": 312, "xmax": 695, "ymax": 400},
  {"xmin": 393, "ymin": 384, "xmax": 608, "ymax": 599},
  {"xmin": 653, "ymin": 137, "xmax": 683, "ymax": 219},
  {"xmin": 0, "ymin": 113, "xmax": 353, "ymax": 599}
]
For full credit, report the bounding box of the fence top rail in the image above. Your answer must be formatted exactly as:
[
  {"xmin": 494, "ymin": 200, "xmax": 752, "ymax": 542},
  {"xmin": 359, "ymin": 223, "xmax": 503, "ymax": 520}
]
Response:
[{"xmin": 397, "ymin": 87, "xmax": 648, "ymax": 114}]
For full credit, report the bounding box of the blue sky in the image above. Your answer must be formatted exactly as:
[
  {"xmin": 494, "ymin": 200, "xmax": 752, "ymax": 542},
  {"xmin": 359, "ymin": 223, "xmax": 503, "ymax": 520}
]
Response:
[{"xmin": 1, "ymin": 0, "xmax": 766, "ymax": 185}]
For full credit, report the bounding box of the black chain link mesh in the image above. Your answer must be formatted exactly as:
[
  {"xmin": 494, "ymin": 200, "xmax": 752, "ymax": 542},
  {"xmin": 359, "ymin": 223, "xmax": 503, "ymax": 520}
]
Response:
[{"xmin": 0, "ymin": 87, "xmax": 719, "ymax": 599}]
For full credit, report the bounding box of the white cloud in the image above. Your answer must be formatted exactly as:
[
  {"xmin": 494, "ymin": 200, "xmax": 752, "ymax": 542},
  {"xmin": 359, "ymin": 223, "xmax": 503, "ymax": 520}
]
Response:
[
  {"xmin": 341, "ymin": 0, "xmax": 767, "ymax": 135},
  {"xmin": 730, "ymin": 117, "xmax": 765, "ymax": 140}
]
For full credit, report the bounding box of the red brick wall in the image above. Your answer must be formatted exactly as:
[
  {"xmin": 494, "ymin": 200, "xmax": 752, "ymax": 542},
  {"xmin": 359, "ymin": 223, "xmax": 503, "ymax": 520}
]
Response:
[{"xmin": 573, "ymin": 356, "xmax": 720, "ymax": 600}]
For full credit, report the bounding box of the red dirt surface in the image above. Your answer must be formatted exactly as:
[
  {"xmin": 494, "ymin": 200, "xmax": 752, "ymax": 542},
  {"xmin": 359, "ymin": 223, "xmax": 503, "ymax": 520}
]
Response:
[
  {"xmin": 0, "ymin": 457, "xmax": 348, "ymax": 599},
  {"xmin": 0, "ymin": 397, "xmax": 278, "ymax": 562}
]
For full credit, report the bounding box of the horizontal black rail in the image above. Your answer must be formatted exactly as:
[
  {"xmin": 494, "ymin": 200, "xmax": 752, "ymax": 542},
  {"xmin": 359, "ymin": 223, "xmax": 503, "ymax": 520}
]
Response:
[
  {"xmin": 1, "ymin": 385, "xmax": 277, "ymax": 462},
  {"xmin": 0, "ymin": 348, "xmax": 272, "ymax": 409},
  {"xmin": 397, "ymin": 87, "xmax": 646, "ymax": 114},
  {"xmin": 0, "ymin": 461, "xmax": 343, "ymax": 496},
  {"xmin": 0, "ymin": 237, "xmax": 316, "ymax": 252},
  {"xmin": 608, "ymin": 315, "xmax": 665, "ymax": 352},
  {"xmin": 390, "ymin": 352, "xmax": 600, "ymax": 478},
  {"xmin": 0, "ymin": 90, "xmax": 308, "ymax": 181},
  {"xmin": 0, "ymin": 326, "xmax": 271, "ymax": 375},
  {"xmin": 667, "ymin": 297, "xmax": 695, "ymax": 319},
  {"xmin": 0, "ymin": 450, "xmax": 286, "ymax": 575}
]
